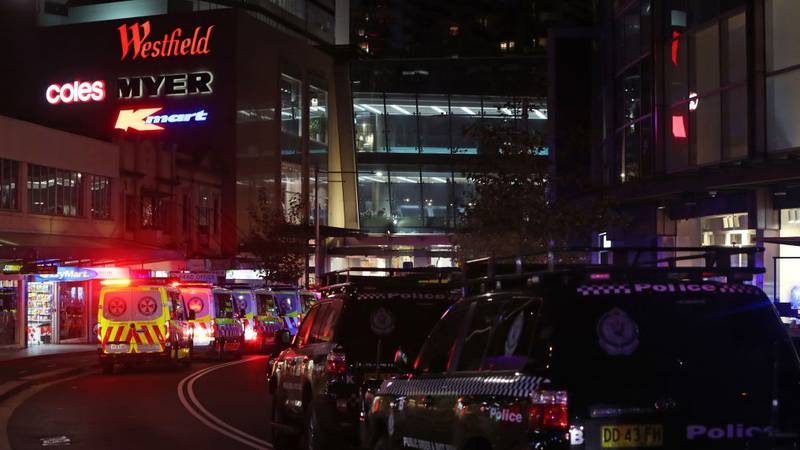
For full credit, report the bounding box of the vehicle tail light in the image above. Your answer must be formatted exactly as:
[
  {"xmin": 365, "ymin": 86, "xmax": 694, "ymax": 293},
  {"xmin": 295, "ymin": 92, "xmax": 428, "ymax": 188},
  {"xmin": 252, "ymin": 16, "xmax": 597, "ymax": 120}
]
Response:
[
  {"xmin": 530, "ymin": 390, "xmax": 568, "ymax": 431},
  {"xmin": 211, "ymin": 321, "xmax": 217, "ymax": 338},
  {"xmin": 244, "ymin": 326, "xmax": 258, "ymax": 341},
  {"xmin": 95, "ymin": 325, "xmax": 103, "ymax": 341},
  {"xmin": 325, "ymin": 351, "xmax": 346, "ymax": 375},
  {"xmin": 164, "ymin": 324, "xmax": 171, "ymax": 340}
]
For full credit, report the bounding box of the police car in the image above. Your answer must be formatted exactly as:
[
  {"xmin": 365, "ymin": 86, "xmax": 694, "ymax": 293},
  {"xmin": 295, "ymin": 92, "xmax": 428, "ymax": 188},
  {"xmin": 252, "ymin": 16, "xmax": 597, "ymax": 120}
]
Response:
[
  {"xmin": 268, "ymin": 267, "xmax": 459, "ymax": 450},
  {"xmin": 367, "ymin": 248, "xmax": 800, "ymax": 450}
]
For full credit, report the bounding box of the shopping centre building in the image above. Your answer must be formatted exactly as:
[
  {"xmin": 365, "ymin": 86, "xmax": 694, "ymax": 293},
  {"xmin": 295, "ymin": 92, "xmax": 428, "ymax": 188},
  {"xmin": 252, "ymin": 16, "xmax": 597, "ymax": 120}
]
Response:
[
  {"xmin": 0, "ymin": 0, "xmax": 357, "ymax": 347},
  {"xmin": 595, "ymin": 0, "xmax": 800, "ymax": 311}
]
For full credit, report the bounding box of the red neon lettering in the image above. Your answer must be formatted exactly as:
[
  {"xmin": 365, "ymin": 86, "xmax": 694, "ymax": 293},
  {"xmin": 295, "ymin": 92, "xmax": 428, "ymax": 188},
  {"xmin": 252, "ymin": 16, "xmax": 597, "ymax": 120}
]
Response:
[
  {"xmin": 114, "ymin": 108, "xmax": 164, "ymax": 132},
  {"xmin": 46, "ymin": 80, "xmax": 106, "ymax": 105},
  {"xmin": 671, "ymin": 31, "xmax": 680, "ymax": 66},
  {"xmin": 118, "ymin": 21, "xmax": 213, "ymax": 61}
]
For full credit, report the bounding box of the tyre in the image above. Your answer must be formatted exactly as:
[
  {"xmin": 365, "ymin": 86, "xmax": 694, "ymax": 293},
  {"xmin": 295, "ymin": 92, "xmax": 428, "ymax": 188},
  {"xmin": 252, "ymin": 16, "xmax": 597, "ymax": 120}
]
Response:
[
  {"xmin": 271, "ymin": 389, "xmax": 294, "ymax": 449},
  {"xmin": 215, "ymin": 339, "xmax": 225, "ymax": 361},
  {"xmin": 100, "ymin": 361, "xmax": 114, "ymax": 375},
  {"xmin": 301, "ymin": 405, "xmax": 326, "ymax": 450}
]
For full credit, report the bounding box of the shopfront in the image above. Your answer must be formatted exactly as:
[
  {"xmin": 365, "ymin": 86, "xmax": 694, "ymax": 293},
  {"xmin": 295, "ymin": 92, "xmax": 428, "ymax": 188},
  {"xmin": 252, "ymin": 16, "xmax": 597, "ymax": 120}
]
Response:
[
  {"xmin": 774, "ymin": 209, "xmax": 800, "ymax": 309},
  {"xmin": 0, "ymin": 275, "xmax": 22, "ymax": 347},
  {"xmin": 27, "ymin": 266, "xmax": 128, "ymax": 345}
]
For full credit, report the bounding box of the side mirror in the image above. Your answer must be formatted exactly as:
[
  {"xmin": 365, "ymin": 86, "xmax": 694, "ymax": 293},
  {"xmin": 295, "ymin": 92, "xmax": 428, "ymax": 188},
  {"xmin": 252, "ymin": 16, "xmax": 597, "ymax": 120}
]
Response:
[
  {"xmin": 188, "ymin": 310, "xmax": 196, "ymax": 321},
  {"xmin": 393, "ymin": 347, "xmax": 411, "ymax": 373}
]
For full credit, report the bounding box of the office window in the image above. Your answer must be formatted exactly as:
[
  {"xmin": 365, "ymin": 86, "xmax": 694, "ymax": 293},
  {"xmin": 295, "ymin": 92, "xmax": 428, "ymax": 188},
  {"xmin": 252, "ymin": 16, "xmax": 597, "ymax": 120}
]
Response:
[
  {"xmin": 197, "ymin": 191, "xmax": 211, "ymax": 233},
  {"xmin": 309, "ymin": 85, "xmax": 328, "ymax": 146},
  {"xmin": 280, "ymin": 74, "xmax": 302, "ymax": 137},
  {"xmin": 766, "ymin": 0, "xmax": 800, "ymax": 72},
  {"xmin": 310, "ymin": 84, "xmax": 329, "ymax": 226},
  {"xmin": 358, "ymin": 166, "xmax": 391, "ymax": 230},
  {"xmin": 390, "ymin": 169, "xmax": 422, "ymax": 228},
  {"xmin": 90, "ymin": 176, "xmax": 111, "ymax": 220},
  {"xmin": 281, "ymin": 162, "xmax": 302, "ymax": 224},
  {"xmin": 354, "ymin": 93, "xmax": 388, "ymax": 153},
  {"xmin": 385, "ymin": 94, "xmax": 419, "ymax": 153},
  {"xmin": 724, "ymin": 13, "xmax": 747, "ymax": 84},
  {"xmin": 693, "ymin": 94, "xmax": 721, "ymax": 165},
  {"xmin": 141, "ymin": 193, "xmax": 166, "ymax": 230},
  {"xmin": 0, "ymin": 159, "xmax": 18, "ymax": 210},
  {"xmin": 450, "ymin": 95, "xmax": 482, "ymax": 154},
  {"xmin": 418, "ymin": 94, "xmax": 450, "ymax": 154},
  {"xmin": 692, "ymin": 23, "xmax": 720, "ymax": 95},
  {"xmin": 28, "ymin": 164, "xmax": 82, "ymax": 217},
  {"xmin": 767, "ymin": 70, "xmax": 800, "ymax": 152},
  {"xmin": 421, "ymin": 172, "xmax": 453, "ymax": 228}
]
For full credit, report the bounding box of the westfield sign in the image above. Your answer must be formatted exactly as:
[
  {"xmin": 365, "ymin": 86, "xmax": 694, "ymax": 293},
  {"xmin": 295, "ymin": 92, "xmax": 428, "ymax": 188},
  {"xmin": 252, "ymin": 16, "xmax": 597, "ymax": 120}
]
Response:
[{"xmin": 118, "ymin": 21, "xmax": 214, "ymax": 61}]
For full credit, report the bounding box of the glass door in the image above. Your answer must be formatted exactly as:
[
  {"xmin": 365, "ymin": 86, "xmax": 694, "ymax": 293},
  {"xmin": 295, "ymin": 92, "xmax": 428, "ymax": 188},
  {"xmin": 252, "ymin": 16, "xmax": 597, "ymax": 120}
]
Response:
[
  {"xmin": 59, "ymin": 282, "xmax": 87, "ymax": 343},
  {"xmin": 0, "ymin": 280, "xmax": 18, "ymax": 345},
  {"xmin": 27, "ymin": 282, "xmax": 54, "ymax": 344}
]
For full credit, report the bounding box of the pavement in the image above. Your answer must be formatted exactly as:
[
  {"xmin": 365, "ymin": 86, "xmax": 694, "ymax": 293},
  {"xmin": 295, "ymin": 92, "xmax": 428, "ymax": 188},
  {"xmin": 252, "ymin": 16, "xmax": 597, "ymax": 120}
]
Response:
[
  {"xmin": 0, "ymin": 344, "xmax": 95, "ymax": 363},
  {"xmin": 0, "ymin": 346, "xmax": 97, "ymax": 404}
]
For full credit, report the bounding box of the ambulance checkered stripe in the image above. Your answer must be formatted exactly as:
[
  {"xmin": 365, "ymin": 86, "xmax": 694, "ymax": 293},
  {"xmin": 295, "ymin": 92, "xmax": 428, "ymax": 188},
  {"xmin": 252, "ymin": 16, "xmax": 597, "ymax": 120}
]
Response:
[
  {"xmin": 576, "ymin": 285, "xmax": 632, "ymax": 296},
  {"xmin": 717, "ymin": 284, "xmax": 762, "ymax": 294},
  {"xmin": 378, "ymin": 375, "xmax": 546, "ymax": 398}
]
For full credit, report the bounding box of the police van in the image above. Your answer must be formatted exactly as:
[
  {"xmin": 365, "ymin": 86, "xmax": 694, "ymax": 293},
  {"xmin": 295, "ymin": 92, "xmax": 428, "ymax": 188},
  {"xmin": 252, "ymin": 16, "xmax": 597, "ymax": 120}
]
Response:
[
  {"xmin": 367, "ymin": 247, "xmax": 800, "ymax": 450},
  {"xmin": 97, "ymin": 279, "xmax": 193, "ymax": 374},
  {"xmin": 180, "ymin": 283, "xmax": 245, "ymax": 360}
]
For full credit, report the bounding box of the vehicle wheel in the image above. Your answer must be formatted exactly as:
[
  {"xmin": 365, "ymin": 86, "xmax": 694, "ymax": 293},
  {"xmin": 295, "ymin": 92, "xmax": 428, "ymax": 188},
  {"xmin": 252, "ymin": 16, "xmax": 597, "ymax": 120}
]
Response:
[
  {"xmin": 100, "ymin": 361, "xmax": 114, "ymax": 375},
  {"xmin": 271, "ymin": 389, "xmax": 294, "ymax": 449},
  {"xmin": 183, "ymin": 344, "xmax": 193, "ymax": 367},
  {"xmin": 301, "ymin": 405, "xmax": 326, "ymax": 450},
  {"xmin": 215, "ymin": 339, "xmax": 225, "ymax": 361}
]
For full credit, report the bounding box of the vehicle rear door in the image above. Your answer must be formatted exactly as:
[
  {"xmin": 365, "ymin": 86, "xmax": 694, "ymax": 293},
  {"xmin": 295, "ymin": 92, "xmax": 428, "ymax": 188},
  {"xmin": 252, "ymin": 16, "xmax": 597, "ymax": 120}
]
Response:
[
  {"xmin": 283, "ymin": 304, "xmax": 321, "ymax": 415},
  {"xmin": 167, "ymin": 289, "xmax": 191, "ymax": 358},
  {"xmin": 396, "ymin": 302, "xmax": 469, "ymax": 449}
]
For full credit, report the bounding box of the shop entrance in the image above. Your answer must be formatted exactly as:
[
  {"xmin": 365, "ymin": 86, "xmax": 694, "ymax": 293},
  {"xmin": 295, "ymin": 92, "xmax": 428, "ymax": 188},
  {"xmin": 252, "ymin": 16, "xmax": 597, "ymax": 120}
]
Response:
[
  {"xmin": 27, "ymin": 280, "xmax": 88, "ymax": 345},
  {"xmin": 0, "ymin": 280, "xmax": 19, "ymax": 346},
  {"xmin": 774, "ymin": 256, "xmax": 800, "ymax": 308}
]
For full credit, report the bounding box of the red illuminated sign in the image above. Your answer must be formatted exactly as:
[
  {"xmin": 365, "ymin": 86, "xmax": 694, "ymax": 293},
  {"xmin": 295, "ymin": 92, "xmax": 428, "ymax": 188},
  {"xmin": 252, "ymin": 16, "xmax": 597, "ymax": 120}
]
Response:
[
  {"xmin": 672, "ymin": 115, "xmax": 687, "ymax": 139},
  {"xmin": 118, "ymin": 21, "xmax": 214, "ymax": 61},
  {"xmin": 46, "ymin": 80, "xmax": 105, "ymax": 105}
]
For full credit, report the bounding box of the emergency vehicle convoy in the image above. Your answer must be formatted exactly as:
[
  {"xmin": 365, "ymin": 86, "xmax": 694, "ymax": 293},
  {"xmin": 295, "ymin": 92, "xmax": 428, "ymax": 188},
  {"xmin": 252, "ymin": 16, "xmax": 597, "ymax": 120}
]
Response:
[
  {"xmin": 366, "ymin": 247, "xmax": 800, "ymax": 450},
  {"xmin": 262, "ymin": 285, "xmax": 306, "ymax": 337},
  {"xmin": 179, "ymin": 283, "xmax": 245, "ymax": 360},
  {"xmin": 97, "ymin": 279, "xmax": 194, "ymax": 374},
  {"xmin": 267, "ymin": 267, "xmax": 460, "ymax": 450},
  {"xmin": 225, "ymin": 286, "xmax": 282, "ymax": 353}
]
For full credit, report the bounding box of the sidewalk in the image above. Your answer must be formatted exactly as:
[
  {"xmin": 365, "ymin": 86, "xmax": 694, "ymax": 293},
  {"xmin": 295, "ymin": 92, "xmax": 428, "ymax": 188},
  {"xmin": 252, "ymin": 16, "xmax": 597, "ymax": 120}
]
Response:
[{"xmin": 0, "ymin": 344, "xmax": 95, "ymax": 363}]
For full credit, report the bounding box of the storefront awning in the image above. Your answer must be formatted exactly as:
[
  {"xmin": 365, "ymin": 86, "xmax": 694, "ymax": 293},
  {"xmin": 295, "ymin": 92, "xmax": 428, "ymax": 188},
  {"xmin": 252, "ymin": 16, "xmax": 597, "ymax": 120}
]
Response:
[
  {"xmin": 759, "ymin": 237, "xmax": 800, "ymax": 247},
  {"xmin": 0, "ymin": 232, "xmax": 182, "ymax": 265}
]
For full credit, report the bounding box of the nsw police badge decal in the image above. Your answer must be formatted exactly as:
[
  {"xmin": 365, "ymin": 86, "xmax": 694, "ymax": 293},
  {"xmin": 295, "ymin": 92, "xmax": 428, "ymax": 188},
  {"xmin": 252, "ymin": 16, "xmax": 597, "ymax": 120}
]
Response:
[{"xmin": 596, "ymin": 308, "xmax": 639, "ymax": 356}]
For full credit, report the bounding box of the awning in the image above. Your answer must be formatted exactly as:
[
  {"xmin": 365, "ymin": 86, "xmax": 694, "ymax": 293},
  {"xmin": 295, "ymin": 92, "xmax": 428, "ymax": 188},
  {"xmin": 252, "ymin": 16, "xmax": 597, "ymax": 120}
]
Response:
[
  {"xmin": 0, "ymin": 232, "xmax": 183, "ymax": 265},
  {"xmin": 759, "ymin": 237, "xmax": 800, "ymax": 247}
]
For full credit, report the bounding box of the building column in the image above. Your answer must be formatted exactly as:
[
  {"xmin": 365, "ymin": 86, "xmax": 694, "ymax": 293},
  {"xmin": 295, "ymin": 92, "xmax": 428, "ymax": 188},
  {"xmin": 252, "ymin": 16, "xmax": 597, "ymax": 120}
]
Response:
[{"xmin": 752, "ymin": 188, "xmax": 780, "ymax": 297}]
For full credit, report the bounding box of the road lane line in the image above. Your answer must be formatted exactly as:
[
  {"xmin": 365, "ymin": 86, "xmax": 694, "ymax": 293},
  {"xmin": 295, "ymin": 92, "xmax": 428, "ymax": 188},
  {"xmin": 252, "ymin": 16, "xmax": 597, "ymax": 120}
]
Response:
[{"xmin": 177, "ymin": 357, "xmax": 272, "ymax": 449}]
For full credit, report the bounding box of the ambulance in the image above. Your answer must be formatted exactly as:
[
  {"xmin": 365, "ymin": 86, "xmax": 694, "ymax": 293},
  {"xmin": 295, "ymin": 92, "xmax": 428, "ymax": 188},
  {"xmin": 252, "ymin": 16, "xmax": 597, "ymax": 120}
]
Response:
[
  {"xmin": 230, "ymin": 287, "xmax": 282, "ymax": 353},
  {"xmin": 180, "ymin": 283, "xmax": 245, "ymax": 359},
  {"xmin": 262, "ymin": 286, "xmax": 304, "ymax": 336},
  {"xmin": 97, "ymin": 279, "xmax": 193, "ymax": 374}
]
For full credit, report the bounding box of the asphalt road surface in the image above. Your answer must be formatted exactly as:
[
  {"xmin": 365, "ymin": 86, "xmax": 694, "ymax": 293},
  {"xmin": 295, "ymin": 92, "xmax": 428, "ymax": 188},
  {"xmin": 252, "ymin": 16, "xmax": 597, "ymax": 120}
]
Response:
[{"xmin": 7, "ymin": 355, "xmax": 282, "ymax": 450}]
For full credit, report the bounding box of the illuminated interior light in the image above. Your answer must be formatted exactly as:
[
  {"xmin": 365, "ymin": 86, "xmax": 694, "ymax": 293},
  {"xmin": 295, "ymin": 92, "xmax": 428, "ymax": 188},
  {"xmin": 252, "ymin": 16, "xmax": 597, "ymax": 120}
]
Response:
[
  {"xmin": 431, "ymin": 106, "xmax": 447, "ymax": 114},
  {"xmin": 532, "ymin": 109, "xmax": 547, "ymax": 119},
  {"xmin": 353, "ymin": 105, "xmax": 365, "ymax": 111},
  {"xmin": 361, "ymin": 104, "xmax": 383, "ymax": 114},
  {"xmin": 374, "ymin": 171, "xmax": 384, "ymax": 176},
  {"xmin": 460, "ymin": 107, "xmax": 476, "ymax": 115},
  {"xmin": 390, "ymin": 105, "xmax": 413, "ymax": 115},
  {"xmin": 394, "ymin": 176, "xmax": 418, "ymax": 183},
  {"xmin": 360, "ymin": 176, "xmax": 384, "ymax": 183},
  {"xmin": 501, "ymin": 107, "xmax": 513, "ymax": 115},
  {"xmin": 672, "ymin": 115, "xmax": 687, "ymax": 138},
  {"xmin": 431, "ymin": 177, "xmax": 448, "ymax": 183},
  {"xmin": 688, "ymin": 92, "xmax": 699, "ymax": 111}
]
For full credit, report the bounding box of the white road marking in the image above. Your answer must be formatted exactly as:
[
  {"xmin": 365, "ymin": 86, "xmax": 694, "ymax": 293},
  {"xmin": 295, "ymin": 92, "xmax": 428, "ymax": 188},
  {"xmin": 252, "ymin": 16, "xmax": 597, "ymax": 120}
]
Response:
[{"xmin": 177, "ymin": 357, "xmax": 272, "ymax": 450}]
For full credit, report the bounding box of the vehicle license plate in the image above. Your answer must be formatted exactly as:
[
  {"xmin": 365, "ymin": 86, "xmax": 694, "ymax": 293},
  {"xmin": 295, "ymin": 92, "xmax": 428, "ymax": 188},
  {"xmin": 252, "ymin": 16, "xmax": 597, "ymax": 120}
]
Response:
[{"xmin": 601, "ymin": 424, "xmax": 663, "ymax": 448}]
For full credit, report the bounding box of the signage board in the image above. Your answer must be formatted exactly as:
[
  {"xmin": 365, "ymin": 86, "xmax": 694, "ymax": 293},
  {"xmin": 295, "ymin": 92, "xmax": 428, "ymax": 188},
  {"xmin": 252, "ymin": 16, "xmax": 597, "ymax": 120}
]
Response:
[
  {"xmin": 34, "ymin": 267, "xmax": 98, "ymax": 282},
  {"xmin": 84, "ymin": 267, "xmax": 130, "ymax": 279},
  {"xmin": 169, "ymin": 271, "xmax": 219, "ymax": 284}
]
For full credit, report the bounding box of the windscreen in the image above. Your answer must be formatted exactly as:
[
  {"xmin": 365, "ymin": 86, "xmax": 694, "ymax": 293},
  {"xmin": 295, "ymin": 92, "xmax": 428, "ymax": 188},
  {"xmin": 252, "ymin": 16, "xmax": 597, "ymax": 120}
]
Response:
[
  {"xmin": 272, "ymin": 291, "xmax": 300, "ymax": 315},
  {"xmin": 553, "ymin": 283, "xmax": 800, "ymax": 426},
  {"xmin": 214, "ymin": 293, "xmax": 235, "ymax": 319},
  {"xmin": 183, "ymin": 290, "xmax": 211, "ymax": 319},
  {"xmin": 102, "ymin": 289, "xmax": 163, "ymax": 322},
  {"xmin": 256, "ymin": 294, "xmax": 277, "ymax": 316},
  {"xmin": 337, "ymin": 296, "xmax": 454, "ymax": 369},
  {"xmin": 233, "ymin": 291, "xmax": 255, "ymax": 315},
  {"xmin": 300, "ymin": 293, "xmax": 317, "ymax": 311}
]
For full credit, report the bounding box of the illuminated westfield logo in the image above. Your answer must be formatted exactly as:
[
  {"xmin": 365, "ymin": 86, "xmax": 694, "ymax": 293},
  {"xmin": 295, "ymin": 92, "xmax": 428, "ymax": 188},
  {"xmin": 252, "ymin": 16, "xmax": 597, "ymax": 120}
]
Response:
[
  {"xmin": 118, "ymin": 21, "xmax": 214, "ymax": 61},
  {"xmin": 114, "ymin": 108, "xmax": 208, "ymax": 131}
]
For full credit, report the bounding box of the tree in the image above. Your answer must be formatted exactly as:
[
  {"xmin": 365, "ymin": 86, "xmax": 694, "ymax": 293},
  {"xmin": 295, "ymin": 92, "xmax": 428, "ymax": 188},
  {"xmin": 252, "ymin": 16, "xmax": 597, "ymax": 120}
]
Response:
[
  {"xmin": 243, "ymin": 189, "xmax": 309, "ymax": 285},
  {"xmin": 452, "ymin": 102, "xmax": 621, "ymax": 260}
]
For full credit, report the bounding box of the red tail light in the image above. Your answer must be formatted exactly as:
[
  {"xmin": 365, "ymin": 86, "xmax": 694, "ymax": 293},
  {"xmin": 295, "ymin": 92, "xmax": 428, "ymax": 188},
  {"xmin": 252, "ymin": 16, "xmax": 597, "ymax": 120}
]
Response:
[
  {"xmin": 95, "ymin": 325, "xmax": 102, "ymax": 341},
  {"xmin": 164, "ymin": 324, "xmax": 171, "ymax": 340},
  {"xmin": 530, "ymin": 390, "xmax": 568, "ymax": 431},
  {"xmin": 325, "ymin": 351, "xmax": 346, "ymax": 375},
  {"xmin": 211, "ymin": 321, "xmax": 217, "ymax": 337}
]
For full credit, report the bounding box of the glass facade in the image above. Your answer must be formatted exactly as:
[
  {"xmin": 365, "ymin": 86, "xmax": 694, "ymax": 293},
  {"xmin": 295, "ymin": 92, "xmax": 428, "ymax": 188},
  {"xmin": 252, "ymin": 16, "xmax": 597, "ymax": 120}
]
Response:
[
  {"xmin": 27, "ymin": 164, "xmax": 83, "ymax": 217},
  {"xmin": 309, "ymin": 84, "xmax": 328, "ymax": 225},
  {"xmin": 766, "ymin": 0, "xmax": 800, "ymax": 152},
  {"xmin": 357, "ymin": 164, "xmax": 473, "ymax": 233},
  {"xmin": 353, "ymin": 93, "xmax": 547, "ymax": 155}
]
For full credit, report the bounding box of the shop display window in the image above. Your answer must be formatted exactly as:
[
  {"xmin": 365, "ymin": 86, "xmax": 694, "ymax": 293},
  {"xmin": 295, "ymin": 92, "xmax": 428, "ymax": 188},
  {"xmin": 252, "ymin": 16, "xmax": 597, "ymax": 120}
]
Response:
[
  {"xmin": 0, "ymin": 280, "xmax": 18, "ymax": 345},
  {"xmin": 27, "ymin": 282, "xmax": 54, "ymax": 345}
]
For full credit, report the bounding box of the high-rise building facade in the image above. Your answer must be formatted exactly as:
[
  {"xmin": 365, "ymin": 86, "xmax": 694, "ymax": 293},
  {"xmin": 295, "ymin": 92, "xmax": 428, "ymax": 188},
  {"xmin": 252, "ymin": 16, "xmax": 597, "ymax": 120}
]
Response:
[{"xmin": 596, "ymin": 0, "xmax": 800, "ymax": 309}]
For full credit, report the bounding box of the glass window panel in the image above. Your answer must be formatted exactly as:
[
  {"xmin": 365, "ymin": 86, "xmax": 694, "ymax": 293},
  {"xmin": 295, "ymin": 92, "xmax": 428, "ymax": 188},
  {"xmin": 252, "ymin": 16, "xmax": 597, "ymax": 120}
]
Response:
[
  {"xmin": 358, "ymin": 166, "xmax": 391, "ymax": 231},
  {"xmin": 723, "ymin": 85, "xmax": 748, "ymax": 160},
  {"xmin": 309, "ymin": 84, "xmax": 328, "ymax": 226},
  {"xmin": 693, "ymin": 23, "xmax": 720, "ymax": 94},
  {"xmin": 384, "ymin": 94, "xmax": 419, "ymax": 153},
  {"xmin": 450, "ymin": 95, "xmax": 482, "ymax": 155},
  {"xmin": 618, "ymin": 5, "xmax": 641, "ymax": 66},
  {"xmin": 0, "ymin": 159, "xmax": 18, "ymax": 210},
  {"xmin": 724, "ymin": 13, "xmax": 747, "ymax": 84},
  {"xmin": 618, "ymin": 64, "xmax": 642, "ymax": 124},
  {"xmin": 354, "ymin": 93, "xmax": 388, "ymax": 153},
  {"xmin": 281, "ymin": 161, "xmax": 302, "ymax": 223},
  {"xmin": 620, "ymin": 123, "xmax": 641, "ymax": 182},
  {"xmin": 666, "ymin": 35, "xmax": 688, "ymax": 104},
  {"xmin": 421, "ymin": 171, "xmax": 453, "ymax": 229},
  {"xmin": 417, "ymin": 94, "xmax": 451, "ymax": 154},
  {"xmin": 667, "ymin": 104, "xmax": 691, "ymax": 173},
  {"xmin": 767, "ymin": 69, "xmax": 800, "ymax": 152},
  {"xmin": 693, "ymin": 94, "xmax": 721, "ymax": 165},
  {"xmin": 690, "ymin": 0, "xmax": 720, "ymax": 25},
  {"xmin": 452, "ymin": 170, "xmax": 472, "ymax": 227},
  {"xmin": 28, "ymin": 165, "xmax": 81, "ymax": 217},
  {"xmin": 766, "ymin": 0, "xmax": 800, "ymax": 72},
  {"xmin": 309, "ymin": 85, "xmax": 328, "ymax": 146},
  {"xmin": 91, "ymin": 175, "xmax": 111, "ymax": 220},
  {"xmin": 390, "ymin": 168, "xmax": 422, "ymax": 230},
  {"xmin": 280, "ymin": 74, "xmax": 302, "ymax": 136}
]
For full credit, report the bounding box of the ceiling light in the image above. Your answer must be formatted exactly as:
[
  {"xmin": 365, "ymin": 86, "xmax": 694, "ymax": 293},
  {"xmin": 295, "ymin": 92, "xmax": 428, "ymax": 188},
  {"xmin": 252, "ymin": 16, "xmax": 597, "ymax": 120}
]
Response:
[{"xmin": 390, "ymin": 105, "xmax": 413, "ymax": 115}]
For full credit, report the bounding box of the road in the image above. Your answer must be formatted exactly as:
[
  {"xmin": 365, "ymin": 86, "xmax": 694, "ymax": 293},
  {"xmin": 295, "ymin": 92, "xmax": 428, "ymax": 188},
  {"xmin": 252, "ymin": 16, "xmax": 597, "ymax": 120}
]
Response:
[{"xmin": 6, "ymin": 356, "xmax": 280, "ymax": 450}]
